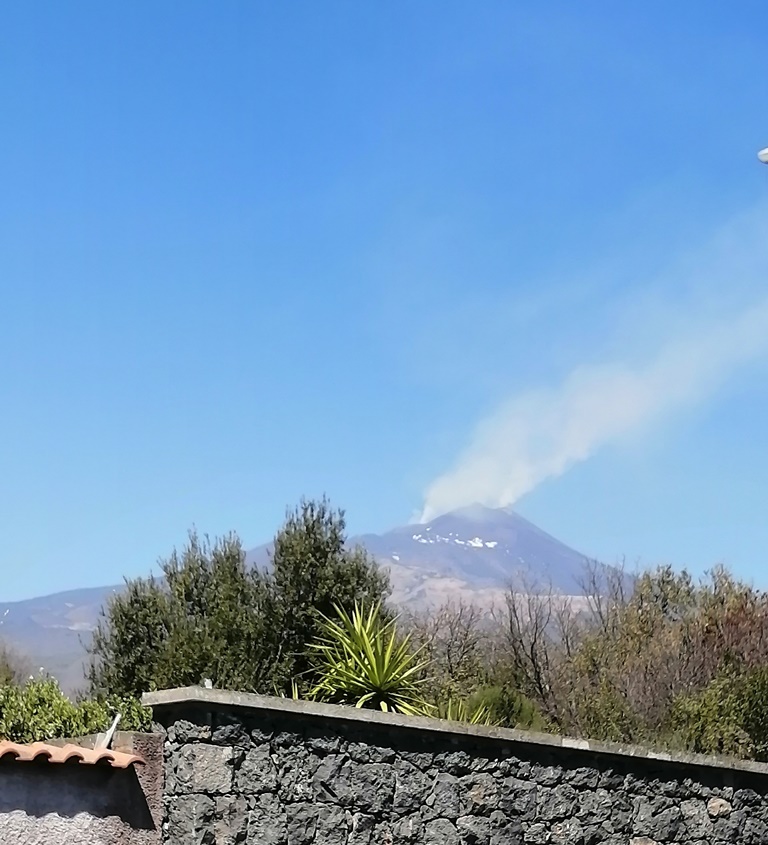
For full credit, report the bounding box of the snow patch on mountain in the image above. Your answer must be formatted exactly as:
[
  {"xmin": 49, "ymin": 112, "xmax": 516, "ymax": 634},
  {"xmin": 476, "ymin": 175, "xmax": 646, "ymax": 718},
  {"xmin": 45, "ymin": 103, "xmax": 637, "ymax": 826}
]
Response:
[{"xmin": 411, "ymin": 532, "xmax": 500, "ymax": 549}]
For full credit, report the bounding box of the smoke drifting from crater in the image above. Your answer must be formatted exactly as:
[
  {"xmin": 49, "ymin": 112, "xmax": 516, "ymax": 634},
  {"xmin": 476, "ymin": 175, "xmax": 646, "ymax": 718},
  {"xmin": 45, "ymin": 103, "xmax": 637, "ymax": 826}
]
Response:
[{"xmin": 420, "ymin": 210, "xmax": 768, "ymax": 522}]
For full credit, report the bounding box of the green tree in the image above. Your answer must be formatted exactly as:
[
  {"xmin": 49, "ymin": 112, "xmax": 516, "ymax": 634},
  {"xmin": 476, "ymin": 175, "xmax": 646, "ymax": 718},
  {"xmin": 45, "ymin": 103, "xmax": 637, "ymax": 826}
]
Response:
[
  {"xmin": 88, "ymin": 577, "xmax": 171, "ymax": 698},
  {"xmin": 89, "ymin": 498, "xmax": 389, "ymax": 698},
  {"xmin": 266, "ymin": 497, "xmax": 390, "ymax": 691},
  {"xmin": 157, "ymin": 531, "xmax": 273, "ymax": 691},
  {"xmin": 89, "ymin": 531, "xmax": 273, "ymax": 697}
]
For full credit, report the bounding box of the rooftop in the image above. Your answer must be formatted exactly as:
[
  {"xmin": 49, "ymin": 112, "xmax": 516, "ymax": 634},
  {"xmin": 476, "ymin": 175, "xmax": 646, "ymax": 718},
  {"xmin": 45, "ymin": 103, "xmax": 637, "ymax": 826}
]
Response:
[{"xmin": 0, "ymin": 740, "xmax": 144, "ymax": 768}]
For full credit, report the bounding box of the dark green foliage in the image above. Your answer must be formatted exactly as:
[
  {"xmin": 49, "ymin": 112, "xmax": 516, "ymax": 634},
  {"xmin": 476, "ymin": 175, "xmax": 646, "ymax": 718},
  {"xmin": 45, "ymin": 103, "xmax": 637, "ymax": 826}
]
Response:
[
  {"xmin": 158, "ymin": 532, "xmax": 273, "ymax": 692},
  {"xmin": 0, "ymin": 677, "xmax": 151, "ymax": 743},
  {"xmin": 89, "ymin": 531, "xmax": 272, "ymax": 697},
  {"xmin": 471, "ymin": 685, "xmax": 548, "ymax": 732},
  {"xmin": 89, "ymin": 577, "xmax": 171, "ymax": 698},
  {"xmin": 667, "ymin": 663, "xmax": 768, "ymax": 760},
  {"xmin": 89, "ymin": 498, "xmax": 389, "ymax": 698},
  {"xmin": 267, "ymin": 498, "xmax": 390, "ymax": 691}
]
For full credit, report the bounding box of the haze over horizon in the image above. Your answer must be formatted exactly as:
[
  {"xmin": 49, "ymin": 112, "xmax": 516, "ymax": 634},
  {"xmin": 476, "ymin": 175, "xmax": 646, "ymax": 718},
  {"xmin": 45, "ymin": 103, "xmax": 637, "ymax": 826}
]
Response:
[{"xmin": 2, "ymin": 2, "xmax": 768, "ymax": 601}]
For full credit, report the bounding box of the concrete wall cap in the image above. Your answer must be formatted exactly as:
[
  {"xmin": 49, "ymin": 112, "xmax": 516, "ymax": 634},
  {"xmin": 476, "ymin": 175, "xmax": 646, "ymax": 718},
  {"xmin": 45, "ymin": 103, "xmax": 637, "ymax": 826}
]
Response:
[{"xmin": 143, "ymin": 685, "xmax": 768, "ymax": 777}]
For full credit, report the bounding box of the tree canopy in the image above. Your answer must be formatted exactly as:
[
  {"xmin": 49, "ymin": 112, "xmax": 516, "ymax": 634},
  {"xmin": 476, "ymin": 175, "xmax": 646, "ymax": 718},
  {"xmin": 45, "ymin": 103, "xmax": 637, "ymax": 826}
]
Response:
[{"xmin": 88, "ymin": 497, "xmax": 389, "ymax": 698}]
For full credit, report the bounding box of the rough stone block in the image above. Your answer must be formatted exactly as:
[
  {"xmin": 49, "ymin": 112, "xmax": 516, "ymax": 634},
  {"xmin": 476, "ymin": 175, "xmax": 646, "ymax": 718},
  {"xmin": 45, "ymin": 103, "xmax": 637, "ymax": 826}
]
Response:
[
  {"xmin": 565, "ymin": 767, "xmax": 599, "ymax": 790},
  {"xmin": 285, "ymin": 802, "xmax": 318, "ymax": 845},
  {"xmin": 498, "ymin": 777, "xmax": 537, "ymax": 818},
  {"xmin": 550, "ymin": 817, "xmax": 584, "ymax": 844},
  {"xmin": 680, "ymin": 798, "xmax": 713, "ymax": 839},
  {"xmin": 393, "ymin": 813, "xmax": 423, "ymax": 843},
  {"xmin": 173, "ymin": 744, "xmax": 238, "ymax": 795},
  {"xmin": 235, "ymin": 746, "xmax": 278, "ymax": 794},
  {"xmin": 457, "ymin": 814, "xmax": 492, "ymax": 845},
  {"xmin": 247, "ymin": 792, "xmax": 287, "ymax": 845},
  {"xmin": 344, "ymin": 762, "xmax": 396, "ymax": 814},
  {"xmin": 314, "ymin": 805, "xmax": 349, "ymax": 845},
  {"xmin": 215, "ymin": 794, "xmax": 250, "ymax": 845},
  {"xmin": 348, "ymin": 811, "xmax": 376, "ymax": 845},
  {"xmin": 707, "ymin": 796, "xmax": 733, "ymax": 818},
  {"xmin": 165, "ymin": 794, "xmax": 215, "ymax": 844},
  {"xmin": 212, "ymin": 713, "xmax": 251, "ymax": 748},
  {"xmin": 632, "ymin": 799, "xmax": 682, "ymax": 842},
  {"xmin": 393, "ymin": 759, "xmax": 431, "ymax": 813},
  {"xmin": 168, "ymin": 718, "xmax": 212, "ymax": 744},
  {"xmin": 460, "ymin": 773, "xmax": 500, "ymax": 814},
  {"xmin": 537, "ymin": 784, "xmax": 577, "ymax": 821},
  {"xmin": 426, "ymin": 772, "xmax": 463, "ymax": 820},
  {"xmin": 425, "ymin": 818, "xmax": 460, "ymax": 845}
]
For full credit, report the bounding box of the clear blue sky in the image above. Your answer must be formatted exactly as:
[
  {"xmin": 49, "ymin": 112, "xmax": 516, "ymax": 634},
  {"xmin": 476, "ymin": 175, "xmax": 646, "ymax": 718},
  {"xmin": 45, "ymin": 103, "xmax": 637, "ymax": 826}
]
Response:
[{"xmin": 3, "ymin": 2, "xmax": 768, "ymax": 600}]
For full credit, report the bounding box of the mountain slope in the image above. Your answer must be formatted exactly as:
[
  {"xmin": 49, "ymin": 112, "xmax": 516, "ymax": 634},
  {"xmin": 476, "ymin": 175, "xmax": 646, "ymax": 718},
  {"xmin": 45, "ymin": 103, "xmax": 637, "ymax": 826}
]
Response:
[
  {"xmin": 356, "ymin": 504, "xmax": 588, "ymax": 595},
  {"xmin": 0, "ymin": 585, "xmax": 122, "ymax": 692},
  {"xmin": 0, "ymin": 506, "xmax": 590, "ymax": 690}
]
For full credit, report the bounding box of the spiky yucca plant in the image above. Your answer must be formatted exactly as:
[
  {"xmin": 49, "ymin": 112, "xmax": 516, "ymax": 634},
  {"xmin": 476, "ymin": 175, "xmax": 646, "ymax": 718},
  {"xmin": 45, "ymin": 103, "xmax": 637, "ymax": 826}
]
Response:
[
  {"xmin": 310, "ymin": 603, "xmax": 433, "ymax": 716},
  {"xmin": 436, "ymin": 696, "xmax": 498, "ymax": 726},
  {"xmin": 274, "ymin": 679, "xmax": 301, "ymax": 700}
]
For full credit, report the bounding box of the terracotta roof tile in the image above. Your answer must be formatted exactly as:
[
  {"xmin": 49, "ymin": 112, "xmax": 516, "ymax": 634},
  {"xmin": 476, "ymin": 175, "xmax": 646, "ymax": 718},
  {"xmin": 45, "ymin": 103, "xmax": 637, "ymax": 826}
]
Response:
[{"xmin": 0, "ymin": 741, "xmax": 144, "ymax": 768}]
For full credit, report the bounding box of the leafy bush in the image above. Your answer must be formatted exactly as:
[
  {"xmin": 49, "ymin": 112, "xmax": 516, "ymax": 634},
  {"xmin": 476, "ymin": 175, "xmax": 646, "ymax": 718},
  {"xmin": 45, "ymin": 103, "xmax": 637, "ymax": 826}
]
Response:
[
  {"xmin": 470, "ymin": 685, "xmax": 548, "ymax": 732},
  {"xmin": 493, "ymin": 562, "xmax": 768, "ymax": 758},
  {"xmin": 89, "ymin": 532, "xmax": 272, "ymax": 698},
  {"xmin": 0, "ymin": 677, "xmax": 151, "ymax": 743},
  {"xmin": 666, "ymin": 664, "xmax": 768, "ymax": 760}
]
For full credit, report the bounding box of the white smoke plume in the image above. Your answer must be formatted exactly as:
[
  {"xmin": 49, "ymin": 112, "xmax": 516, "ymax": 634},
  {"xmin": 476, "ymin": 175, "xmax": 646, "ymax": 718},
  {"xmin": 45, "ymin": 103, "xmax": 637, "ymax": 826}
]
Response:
[{"xmin": 420, "ymin": 211, "xmax": 768, "ymax": 523}]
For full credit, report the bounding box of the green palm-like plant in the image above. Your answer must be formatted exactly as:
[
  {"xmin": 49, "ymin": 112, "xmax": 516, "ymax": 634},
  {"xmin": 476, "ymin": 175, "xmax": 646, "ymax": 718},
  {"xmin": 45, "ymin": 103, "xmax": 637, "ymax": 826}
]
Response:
[
  {"xmin": 310, "ymin": 602, "xmax": 434, "ymax": 716},
  {"xmin": 437, "ymin": 696, "xmax": 498, "ymax": 726}
]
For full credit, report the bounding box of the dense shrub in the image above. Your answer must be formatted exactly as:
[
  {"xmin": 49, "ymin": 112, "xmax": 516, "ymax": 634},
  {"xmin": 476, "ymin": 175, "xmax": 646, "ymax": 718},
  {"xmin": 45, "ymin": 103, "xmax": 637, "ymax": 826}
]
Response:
[
  {"xmin": 667, "ymin": 663, "xmax": 768, "ymax": 760},
  {"xmin": 0, "ymin": 677, "xmax": 151, "ymax": 743},
  {"xmin": 89, "ymin": 498, "xmax": 389, "ymax": 698}
]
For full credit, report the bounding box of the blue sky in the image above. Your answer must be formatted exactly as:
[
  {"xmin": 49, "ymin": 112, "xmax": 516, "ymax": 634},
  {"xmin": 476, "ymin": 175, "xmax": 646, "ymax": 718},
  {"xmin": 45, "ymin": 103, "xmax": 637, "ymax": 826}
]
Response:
[{"xmin": 2, "ymin": 2, "xmax": 768, "ymax": 600}]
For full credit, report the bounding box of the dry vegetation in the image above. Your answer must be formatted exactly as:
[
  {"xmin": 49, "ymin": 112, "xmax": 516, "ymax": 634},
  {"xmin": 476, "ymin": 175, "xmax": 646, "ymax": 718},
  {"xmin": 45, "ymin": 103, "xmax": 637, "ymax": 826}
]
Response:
[{"xmin": 405, "ymin": 561, "xmax": 768, "ymax": 759}]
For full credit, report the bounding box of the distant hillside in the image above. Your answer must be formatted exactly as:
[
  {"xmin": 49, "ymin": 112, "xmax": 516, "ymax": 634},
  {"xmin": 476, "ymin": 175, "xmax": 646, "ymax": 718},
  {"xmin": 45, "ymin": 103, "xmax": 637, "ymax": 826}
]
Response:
[
  {"xmin": 0, "ymin": 585, "xmax": 122, "ymax": 693},
  {"xmin": 0, "ymin": 505, "xmax": 591, "ymax": 691}
]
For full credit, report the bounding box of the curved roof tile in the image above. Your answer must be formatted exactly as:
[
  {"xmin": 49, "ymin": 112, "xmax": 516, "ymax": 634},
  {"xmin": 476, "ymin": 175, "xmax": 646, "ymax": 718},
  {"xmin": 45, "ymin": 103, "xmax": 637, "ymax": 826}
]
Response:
[{"xmin": 0, "ymin": 741, "xmax": 144, "ymax": 768}]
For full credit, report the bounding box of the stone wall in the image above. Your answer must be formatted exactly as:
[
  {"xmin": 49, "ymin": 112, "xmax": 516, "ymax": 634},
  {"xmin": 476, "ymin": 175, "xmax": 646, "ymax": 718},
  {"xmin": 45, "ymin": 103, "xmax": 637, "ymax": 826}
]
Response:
[
  {"xmin": 0, "ymin": 732, "xmax": 162, "ymax": 845},
  {"xmin": 145, "ymin": 687, "xmax": 768, "ymax": 845}
]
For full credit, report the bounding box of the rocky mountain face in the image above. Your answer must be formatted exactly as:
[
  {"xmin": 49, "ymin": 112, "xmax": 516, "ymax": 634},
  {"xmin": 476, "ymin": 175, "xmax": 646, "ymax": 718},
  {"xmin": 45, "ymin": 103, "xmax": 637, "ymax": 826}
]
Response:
[
  {"xmin": 355, "ymin": 504, "xmax": 589, "ymax": 605},
  {"xmin": 0, "ymin": 506, "xmax": 590, "ymax": 691}
]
